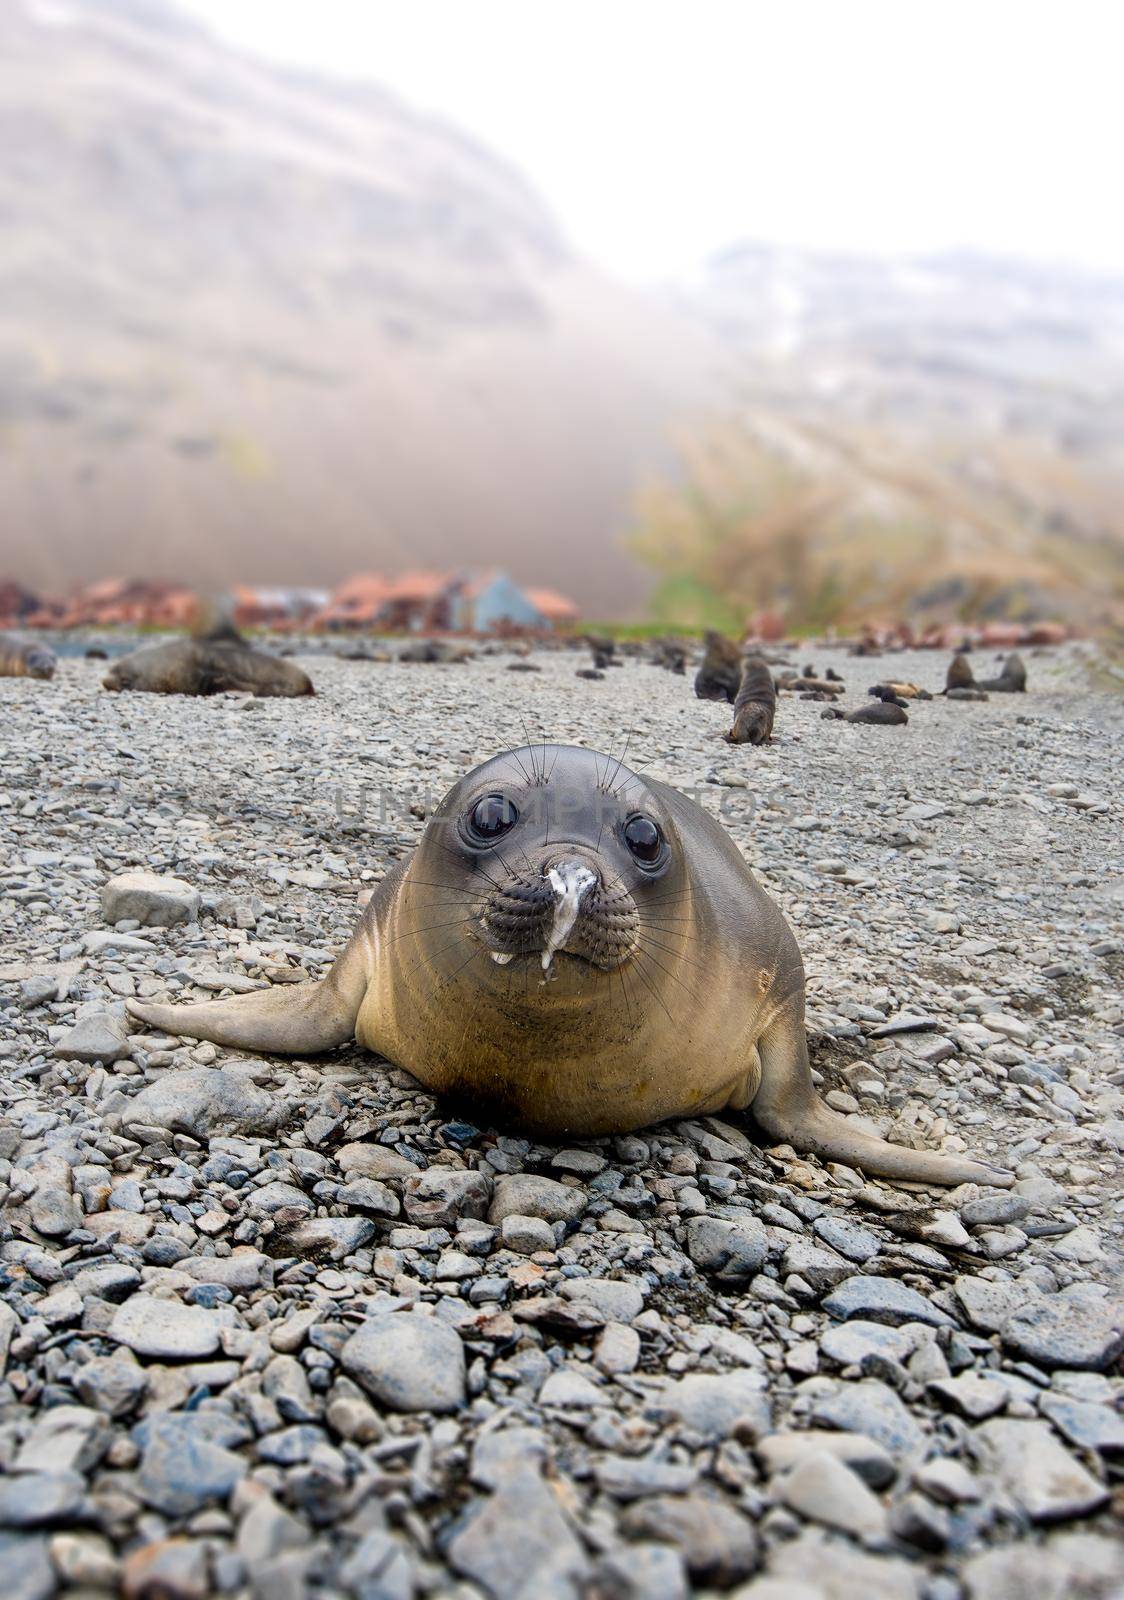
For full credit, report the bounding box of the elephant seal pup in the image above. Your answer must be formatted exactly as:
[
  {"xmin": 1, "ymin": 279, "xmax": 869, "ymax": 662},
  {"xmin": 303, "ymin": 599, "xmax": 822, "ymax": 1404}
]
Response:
[
  {"xmin": 977, "ymin": 652, "xmax": 1027, "ymax": 693},
  {"xmin": 0, "ymin": 634, "xmax": 56, "ymax": 680},
  {"xmin": 127, "ymin": 744, "xmax": 1010, "ymax": 1187},
  {"xmin": 694, "ymin": 630, "xmax": 742, "ymax": 703},
  {"xmin": 103, "ymin": 622, "xmax": 313, "ymax": 697},
  {"xmin": 848, "ymin": 701, "xmax": 908, "ymax": 725},
  {"xmin": 726, "ymin": 655, "xmax": 777, "ymax": 744},
  {"xmin": 945, "ymin": 651, "xmax": 975, "ymax": 692}
]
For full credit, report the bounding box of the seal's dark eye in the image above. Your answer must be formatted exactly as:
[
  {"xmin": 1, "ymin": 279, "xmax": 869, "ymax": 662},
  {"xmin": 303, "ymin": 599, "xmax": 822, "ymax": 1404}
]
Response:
[
  {"xmin": 623, "ymin": 814, "xmax": 663, "ymax": 864},
  {"xmin": 469, "ymin": 794, "xmax": 518, "ymax": 841}
]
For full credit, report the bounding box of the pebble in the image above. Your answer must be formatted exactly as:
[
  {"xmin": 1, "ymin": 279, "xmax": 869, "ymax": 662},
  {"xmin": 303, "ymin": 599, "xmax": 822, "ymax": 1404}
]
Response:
[
  {"xmin": 102, "ymin": 870, "xmax": 201, "ymax": 927},
  {"xmin": 341, "ymin": 1311, "xmax": 467, "ymax": 1412},
  {"xmin": 110, "ymin": 1295, "xmax": 226, "ymax": 1360},
  {"xmin": 779, "ymin": 1450, "xmax": 888, "ymax": 1537},
  {"xmin": 0, "ymin": 640, "xmax": 1119, "ymax": 1595}
]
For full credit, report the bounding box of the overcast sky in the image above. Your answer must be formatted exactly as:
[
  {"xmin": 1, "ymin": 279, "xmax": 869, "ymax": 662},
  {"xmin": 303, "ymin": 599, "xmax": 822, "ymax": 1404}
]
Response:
[{"xmin": 180, "ymin": 0, "xmax": 1119, "ymax": 281}]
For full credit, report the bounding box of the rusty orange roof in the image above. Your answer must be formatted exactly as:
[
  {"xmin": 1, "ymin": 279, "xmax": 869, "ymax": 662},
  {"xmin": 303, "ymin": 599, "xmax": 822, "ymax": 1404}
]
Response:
[
  {"xmin": 524, "ymin": 586, "xmax": 579, "ymax": 619},
  {"xmin": 329, "ymin": 572, "xmax": 390, "ymax": 605},
  {"xmin": 382, "ymin": 569, "xmax": 452, "ymax": 601}
]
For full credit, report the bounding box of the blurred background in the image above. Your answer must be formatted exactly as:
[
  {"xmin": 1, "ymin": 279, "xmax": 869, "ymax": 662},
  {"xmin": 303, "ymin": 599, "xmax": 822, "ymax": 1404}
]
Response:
[{"xmin": 2, "ymin": 0, "xmax": 1123, "ymax": 634}]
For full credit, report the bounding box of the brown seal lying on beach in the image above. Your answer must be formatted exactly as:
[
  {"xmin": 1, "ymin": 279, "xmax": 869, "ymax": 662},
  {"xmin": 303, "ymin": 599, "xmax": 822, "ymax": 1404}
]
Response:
[
  {"xmin": 128, "ymin": 745, "xmax": 1011, "ymax": 1186},
  {"xmin": 0, "ymin": 634, "xmax": 56, "ymax": 680},
  {"xmin": 103, "ymin": 621, "xmax": 314, "ymax": 697}
]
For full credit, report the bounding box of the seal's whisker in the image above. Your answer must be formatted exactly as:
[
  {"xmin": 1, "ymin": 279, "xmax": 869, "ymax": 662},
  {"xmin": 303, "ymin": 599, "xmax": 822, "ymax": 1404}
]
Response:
[
  {"xmin": 627, "ymin": 949, "xmax": 675, "ymax": 1024},
  {"xmin": 634, "ymin": 939, "xmax": 705, "ymax": 1006},
  {"xmin": 605, "ymin": 727, "xmax": 634, "ymax": 795},
  {"xmin": 636, "ymin": 930, "xmax": 714, "ymax": 976},
  {"xmin": 384, "ymin": 914, "xmax": 477, "ymax": 947}
]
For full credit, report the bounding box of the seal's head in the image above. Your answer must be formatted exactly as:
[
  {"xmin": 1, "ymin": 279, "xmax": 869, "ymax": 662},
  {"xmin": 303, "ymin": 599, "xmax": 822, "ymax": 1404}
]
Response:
[
  {"xmin": 408, "ymin": 744, "xmax": 688, "ymax": 1000},
  {"xmin": 24, "ymin": 646, "xmax": 56, "ymax": 680}
]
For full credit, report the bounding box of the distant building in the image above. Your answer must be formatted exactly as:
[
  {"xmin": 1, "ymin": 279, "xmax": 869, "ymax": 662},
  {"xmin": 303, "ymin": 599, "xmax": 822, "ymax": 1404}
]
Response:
[
  {"xmin": 522, "ymin": 587, "xmax": 580, "ymax": 628},
  {"xmin": 449, "ymin": 571, "xmax": 546, "ymax": 633},
  {"xmin": 312, "ymin": 569, "xmax": 579, "ymax": 634},
  {"xmin": 232, "ymin": 585, "xmax": 328, "ymax": 628},
  {"xmin": 379, "ymin": 570, "xmax": 455, "ymax": 632}
]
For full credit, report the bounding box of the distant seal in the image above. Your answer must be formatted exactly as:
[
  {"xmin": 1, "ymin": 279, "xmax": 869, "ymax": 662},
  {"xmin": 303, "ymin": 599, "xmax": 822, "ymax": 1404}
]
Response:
[
  {"xmin": 0, "ymin": 634, "xmax": 56, "ymax": 680},
  {"xmin": 847, "ymin": 701, "xmax": 908, "ymax": 725},
  {"xmin": 945, "ymin": 651, "xmax": 974, "ymax": 692},
  {"xmin": 103, "ymin": 622, "xmax": 313, "ymax": 697},
  {"xmin": 128, "ymin": 744, "xmax": 1010, "ymax": 1186},
  {"xmin": 726, "ymin": 654, "xmax": 776, "ymax": 744},
  {"xmin": 869, "ymin": 681, "xmax": 929, "ymax": 701},
  {"xmin": 977, "ymin": 651, "xmax": 1027, "ymax": 693},
  {"xmin": 694, "ymin": 630, "xmax": 742, "ymax": 703}
]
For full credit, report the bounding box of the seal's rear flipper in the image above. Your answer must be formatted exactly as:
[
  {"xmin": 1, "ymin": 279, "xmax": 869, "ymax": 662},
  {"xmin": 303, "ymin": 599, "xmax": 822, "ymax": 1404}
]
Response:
[
  {"xmin": 126, "ymin": 919, "xmax": 373, "ymax": 1055},
  {"xmin": 751, "ymin": 1013, "xmax": 1014, "ymax": 1189},
  {"xmin": 127, "ymin": 981, "xmax": 356, "ymax": 1054}
]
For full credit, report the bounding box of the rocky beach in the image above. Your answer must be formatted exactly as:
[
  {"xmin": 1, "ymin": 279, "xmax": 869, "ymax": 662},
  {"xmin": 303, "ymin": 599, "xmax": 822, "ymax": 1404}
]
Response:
[{"xmin": 1, "ymin": 641, "xmax": 1121, "ymax": 1599}]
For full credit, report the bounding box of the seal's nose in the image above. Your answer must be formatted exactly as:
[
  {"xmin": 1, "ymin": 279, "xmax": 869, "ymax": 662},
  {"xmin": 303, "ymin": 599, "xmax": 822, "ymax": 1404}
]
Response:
[{"xmin": 541, "ymin": 859, "xmax": 597, "ymax": 972}]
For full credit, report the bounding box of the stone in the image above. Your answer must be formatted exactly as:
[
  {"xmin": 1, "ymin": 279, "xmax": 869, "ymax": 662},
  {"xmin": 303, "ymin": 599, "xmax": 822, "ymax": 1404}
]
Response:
[
  {"xmin": 779, "ymin": 1450, "xmax": 888, "ymax": 1537},
  {"xmin": 135, "ymin": 1415, "xmax": 248, "ymax": 1516},
  {"xmin": 403, "ymin": 1167, "xmax": 490, "ymax": 1225},
  {"xmin": 813, "ymin": 1215, "xmax": 881, "ymax": 1262},
  {"xmin": 756, "ymin": 1429, "xmax": 896, "ymax": 1490},
  {"xmin": 102, "ymin": 871, "xmax": 200, "ymax": 927},
  {"xmin": 341, "ymin": 1311, "xmax": 466, "ymax": 1412},
  {"xmin": 912, "ymin": 1457, "xmax": 980, "ymax": 1504},
  {"xmin": 110, "ymin": 1294, "xmax": 225, "ymax": 1360},
  {"xmin": 972, "ymin": 1418, "xmax": 1110, "ymax": 1521},
  {"xmin": 470, "ymin": 1427, "xmax": 550, "ymax": 1489},
  {"xmin": 283, "ymin": 1216, "xmax": 375, "ymax": 1259},
  {"xmin": 1002, "ymin": 1294, "xmax": 1124, "ymax": 1372},
  {"xmin": 448, "ymin": 1471, "xmax": 587, "ymax": 1598},
  {"xmin": 595, "ymin": 1322, "xmax": 641, "ymax": 1375},
  {"xmin": 822, "ymin": 1276, "xmax": 952, "ymax": 1328},
  {"xmin": 1039, "ymin": 1392, "xmax": 1124, "ymax": 1455},
  {"xmin": 810, "ymin": 1379, "xmax": 925, "ymax": 1460},
  {"xmin": 685, "ymin": 1214, "xmax": 768, "ymax": 1280},
  {"xmin": 0, "ymin": 1532, "xmax": 55, "ymax": 1600},
  {"xmin": 14, "ymin": 1406, "xmax": 112, "ymax": 1475},
  {"xmin": 595, "ymin": 1544, "xmax": 688, "ymax": 1600},
  {"xmin": 336, "ymin": 1177, "xmax": 400, "ymax": 1217},
  {"xmin": 500, "ymin": 1214, "xmax": 555, "ymax": 1254},
  {"xmin": 121, "ymin": 1068, "xmax": 286, "ymax": 1138},
  {"xmin": 28, "ymin": 1187, "xmax": 83, "ymax": 1238},
  {"xmin": 559, "ymin": 1276, "xmax": 644, "ymax": 1322},
  {"xmin": 73, "ymin": 1355, "xmax": 148, "ymax": 1417},
  {"xmin": 488, "ymin": 1174, "xmax": 585, "ymax": 1225},
  {"xmin": 49, "ymin": 1532, "xmax": 120, "ymax": 1589},
  {"xmin": 339, "ymin": 1531, "xmax": 415, "ymax": 1600},
  {"xmin": 766, "ymin": 1528, "xmax": 923, "ymax": 1600},
  {"xmin": 927, "ymin": 1374, "xmax": 1008, "ymax": 1420},
  {"xmin": 959, "ymin": 1194, "xmax": 1030, "ymax": 1228},
  {"xmin": 0, "ymin": 1472, "xmax": 85, "ymax": 1528},
  {"xmin": 334, "ymin": 1143, "xmax": 417, "ymax": 1179},
  {"xmin": 781, "ymin": 1240, "xmax": 854, "ymax": 1290},
  {"xmin": 818, "ymin": 1319, "xmax": 916, "ymax": 1367},
  {"xmin": 54, "ymin": 1010, "xmax": 132, "ymax": 1063},
  {"xmin": 648, "ymin": 1370, "xmax": 771, "ymax": 1441},
  {"xmin": 620, "ymin": 1493, "xmax": 758, "ymax": 1587},
  {"xmin": 121, "ymin": 1537, "xmax": 210, "ymax": 1600}
]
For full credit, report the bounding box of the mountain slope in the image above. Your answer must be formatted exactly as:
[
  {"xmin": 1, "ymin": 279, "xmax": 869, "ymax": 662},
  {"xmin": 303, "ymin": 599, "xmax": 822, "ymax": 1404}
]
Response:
[{"xmin": 0, "ymin": 0, "xmax": 718, "ymax": 610}]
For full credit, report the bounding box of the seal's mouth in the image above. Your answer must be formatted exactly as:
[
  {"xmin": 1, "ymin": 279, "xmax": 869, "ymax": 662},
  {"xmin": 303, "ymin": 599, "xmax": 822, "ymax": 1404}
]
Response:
[{"xmin": 478, "ymin": 856, "xmax": 639, "ymax": 974}]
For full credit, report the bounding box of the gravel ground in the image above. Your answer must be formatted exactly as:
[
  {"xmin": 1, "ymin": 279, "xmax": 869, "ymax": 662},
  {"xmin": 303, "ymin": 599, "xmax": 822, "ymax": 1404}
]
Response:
[{"xmin": 1, "ymin": 639, "xmax": 1122, "ymax": 1600}]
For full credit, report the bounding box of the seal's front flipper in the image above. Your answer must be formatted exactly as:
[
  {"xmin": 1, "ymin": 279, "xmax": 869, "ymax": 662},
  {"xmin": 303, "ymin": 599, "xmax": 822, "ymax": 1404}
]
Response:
[
  {"xmin": 751, "ymin": 1011, "xmax": 1014, "ymax": 1189},
  {"xmin": 127, "ymin": 918, "xmax": 372, "ymax": 1056}
]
